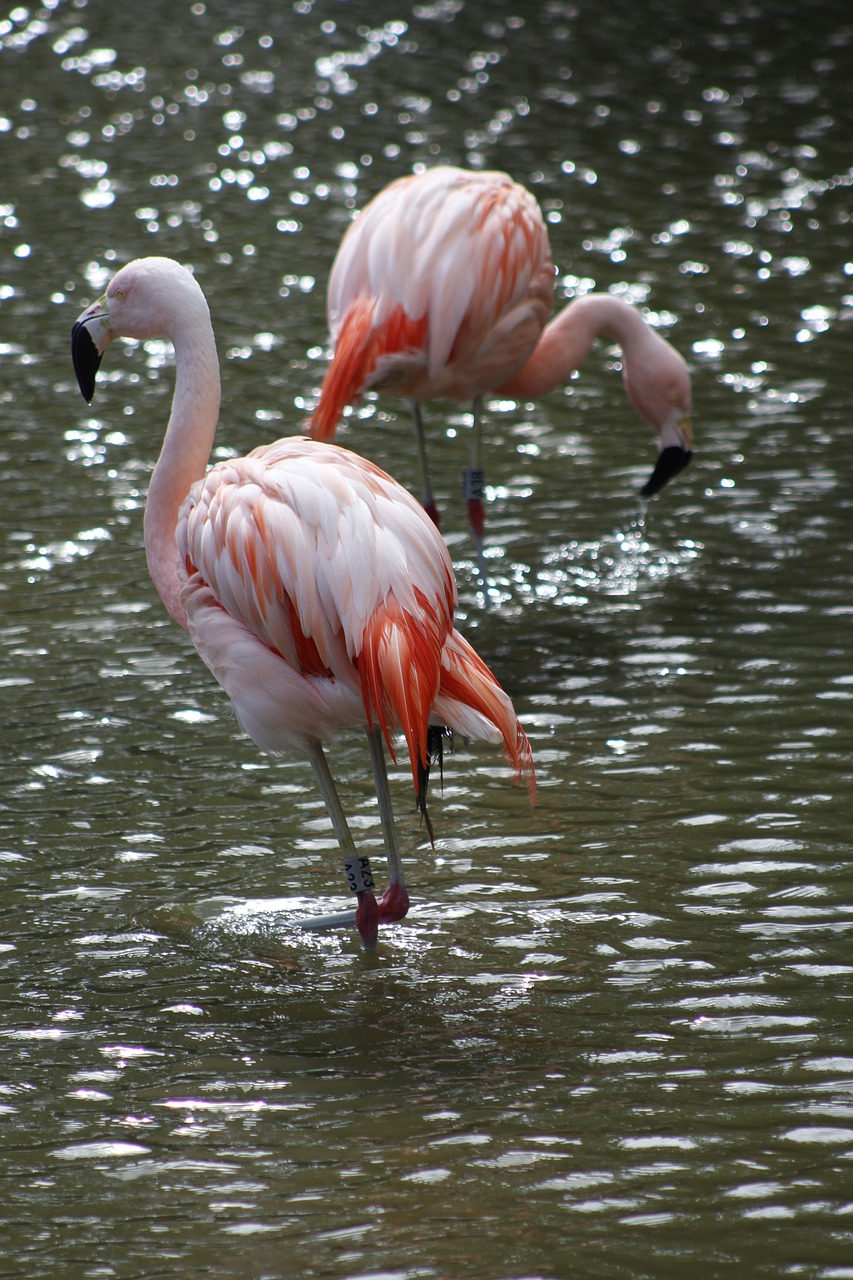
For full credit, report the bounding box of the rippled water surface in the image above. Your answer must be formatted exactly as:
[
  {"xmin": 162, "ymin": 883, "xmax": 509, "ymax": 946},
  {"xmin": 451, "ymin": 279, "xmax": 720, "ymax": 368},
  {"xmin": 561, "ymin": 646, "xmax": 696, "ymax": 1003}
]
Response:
[{"xmin": 3, "ymin": 2, "xmax": 853, "ymax": 1277}]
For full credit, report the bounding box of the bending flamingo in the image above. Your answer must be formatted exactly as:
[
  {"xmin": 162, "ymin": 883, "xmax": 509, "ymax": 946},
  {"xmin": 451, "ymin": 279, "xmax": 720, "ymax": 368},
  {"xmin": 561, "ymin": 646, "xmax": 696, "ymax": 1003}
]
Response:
[
  {"xmin": 71, "ymin": 256, "xmax": 535, "ymax": 950},
  {"xmin": 309, "ymin": 165, "xmax": 693, "ymax": 563}
]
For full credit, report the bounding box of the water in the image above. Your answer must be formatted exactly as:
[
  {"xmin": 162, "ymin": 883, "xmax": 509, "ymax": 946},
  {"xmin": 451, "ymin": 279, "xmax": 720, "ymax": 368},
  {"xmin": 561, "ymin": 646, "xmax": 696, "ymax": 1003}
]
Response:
[{"xmin": 2, "ymin": 1, "xmax": 853, "ymax": 1276}]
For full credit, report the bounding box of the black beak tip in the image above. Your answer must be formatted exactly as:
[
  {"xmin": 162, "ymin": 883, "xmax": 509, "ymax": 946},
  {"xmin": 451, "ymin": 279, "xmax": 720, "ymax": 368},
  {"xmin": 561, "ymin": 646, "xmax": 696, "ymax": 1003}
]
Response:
[
  {"xmin": 640, "ymin": 446, "xmax": 693, "ymax": 499},
  {"xmin": 71, "ymin": 319, "xmax": 102, "ymax": 404}
]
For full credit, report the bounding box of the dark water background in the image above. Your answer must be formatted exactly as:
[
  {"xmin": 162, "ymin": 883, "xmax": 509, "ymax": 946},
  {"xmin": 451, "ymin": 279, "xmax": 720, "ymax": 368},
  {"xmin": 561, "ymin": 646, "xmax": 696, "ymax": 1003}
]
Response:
[{"xmin": 2, "ymin": 2, "xmax": 853, "ymax": 1276}]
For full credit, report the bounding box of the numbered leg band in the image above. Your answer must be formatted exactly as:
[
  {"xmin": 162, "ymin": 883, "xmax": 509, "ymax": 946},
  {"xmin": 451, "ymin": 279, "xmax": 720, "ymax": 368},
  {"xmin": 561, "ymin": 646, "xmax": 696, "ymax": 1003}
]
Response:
[
  {"xmin": 462, "ymin": 467, "xmax": 485, "ymax": 501},
  {"xmin": 344, "ymin": 856, "xmax": 376, "ymax": 895}
]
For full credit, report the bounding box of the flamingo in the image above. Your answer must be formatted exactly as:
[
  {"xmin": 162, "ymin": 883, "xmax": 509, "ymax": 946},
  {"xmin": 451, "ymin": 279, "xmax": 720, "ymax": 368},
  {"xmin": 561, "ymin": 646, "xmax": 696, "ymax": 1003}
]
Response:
[
  {"xmin": 309, "ymin": 165, "xmax": 693, "ymax": 564},
  {"xmin": 71, "ymin": 256, "xmax": 535, "ymax": 951}
]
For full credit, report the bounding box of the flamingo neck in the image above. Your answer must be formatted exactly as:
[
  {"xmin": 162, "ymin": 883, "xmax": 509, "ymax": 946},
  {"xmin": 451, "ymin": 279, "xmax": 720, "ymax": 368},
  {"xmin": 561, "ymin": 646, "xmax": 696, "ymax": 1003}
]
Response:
[
  {"xmin": 498, "ymin": 294, "xmax": 656, "ymax": 400},
  {"xmin": 143, "ymin": 311, "xmax": 221, "ymax": 629}
]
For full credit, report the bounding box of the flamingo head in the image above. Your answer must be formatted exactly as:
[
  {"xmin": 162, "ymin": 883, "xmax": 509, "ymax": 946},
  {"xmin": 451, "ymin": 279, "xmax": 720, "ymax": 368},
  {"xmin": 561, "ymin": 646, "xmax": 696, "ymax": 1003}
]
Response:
[
  {"xmin": 621, "ymin": 330, "xmax": 693, "ymax": 498},
  {"xmin": 72, "ymin": 257, "xmax": 206, "ymax": 403}
]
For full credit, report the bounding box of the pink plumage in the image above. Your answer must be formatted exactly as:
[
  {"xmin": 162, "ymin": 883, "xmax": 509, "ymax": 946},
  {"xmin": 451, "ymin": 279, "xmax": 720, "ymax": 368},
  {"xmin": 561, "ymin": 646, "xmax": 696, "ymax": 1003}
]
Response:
[
  {"xmin": 311, "ymin": 166, "xmax": 553, "ymax": 430},
  {"xmin": 310, "ymin": 165, "xmax": 693, "ymax": 555},
  {"xmin": 71, "ymin": 256, "xmax": 535, "ymax": 950}
]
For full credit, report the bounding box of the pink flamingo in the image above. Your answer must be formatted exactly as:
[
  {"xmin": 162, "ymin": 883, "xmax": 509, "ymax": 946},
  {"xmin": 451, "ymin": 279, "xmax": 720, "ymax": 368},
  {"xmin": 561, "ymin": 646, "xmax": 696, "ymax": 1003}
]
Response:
[
  {"xmin": 309, "ymin": 165, "xmax": 693, "ymax": 565},
  {"xmin": 71, "ymin": 256, "xmax": 535, "ymax": 950}
]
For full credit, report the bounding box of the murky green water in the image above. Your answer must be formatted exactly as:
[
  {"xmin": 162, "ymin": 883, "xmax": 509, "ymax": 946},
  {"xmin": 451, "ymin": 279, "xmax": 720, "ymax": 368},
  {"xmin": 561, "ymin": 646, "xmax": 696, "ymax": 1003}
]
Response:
[{"xmin": 2, "ymin": 2, "xmax": 853, "ymax": 1277}]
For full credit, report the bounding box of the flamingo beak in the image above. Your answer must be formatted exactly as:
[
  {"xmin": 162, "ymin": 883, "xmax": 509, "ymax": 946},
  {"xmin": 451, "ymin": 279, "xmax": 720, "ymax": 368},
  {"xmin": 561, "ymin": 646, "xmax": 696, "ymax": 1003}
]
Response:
[
  {"xmin": 640, "ymin": 415, "xmax": 693, "ymax": 498},
  {"xmin": 71, "ymin": 296, "xmax": 110, "ymax": 403}
]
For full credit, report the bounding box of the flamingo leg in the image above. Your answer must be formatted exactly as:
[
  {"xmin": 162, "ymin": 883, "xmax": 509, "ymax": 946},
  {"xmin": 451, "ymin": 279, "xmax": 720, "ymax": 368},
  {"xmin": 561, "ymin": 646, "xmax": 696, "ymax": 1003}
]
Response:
[
  {"xmin": 366, "ymin": 728, "xmax": 410, "ymax": 925},
  {"xmin": 462, "ymin": 396, "xmax": 489, "ymax": 580},
  {"xmin": 298, "ymin": 740, "xmax": 379, "ymax": 949},
  {"xmin": 410, "ymin": 399, "xmax": 440, "ymax": 528}
]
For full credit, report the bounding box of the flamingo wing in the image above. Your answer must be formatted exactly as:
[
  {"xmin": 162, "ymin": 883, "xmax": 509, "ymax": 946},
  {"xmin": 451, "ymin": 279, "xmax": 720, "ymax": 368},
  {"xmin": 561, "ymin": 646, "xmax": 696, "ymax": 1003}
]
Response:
[
  {"xmin": 433, "ymin": 629, "xmax": 536, "ymax": 803},
  {"xmin": 177, "ymin": 438, "xmax": 457, "ymax": 782},
  {"xmin": 311, "ymin": 167, "xmax": 555, "ymax": 439}
]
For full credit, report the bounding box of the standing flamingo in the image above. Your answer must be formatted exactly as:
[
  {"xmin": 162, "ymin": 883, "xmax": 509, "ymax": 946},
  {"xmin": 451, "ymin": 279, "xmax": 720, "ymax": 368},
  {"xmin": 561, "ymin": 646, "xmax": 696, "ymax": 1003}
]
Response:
[
  {"xmin": 71, "ymin": 256, "xmax": 535, "ymax": 950},
  {"xmin": 309, "ymin": 165, "xmax": 693, "ymax": 564}
]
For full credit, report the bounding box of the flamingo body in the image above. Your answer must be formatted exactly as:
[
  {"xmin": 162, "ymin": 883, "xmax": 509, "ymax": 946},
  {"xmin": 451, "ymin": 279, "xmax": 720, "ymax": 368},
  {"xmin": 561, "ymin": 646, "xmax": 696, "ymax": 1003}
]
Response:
[
  {"xmin": 310, "ymin": 165, "xmax": 693, "ymax": 547},
  {"xmin": 71, "ymin": 256, "xmax": 534, "ymax": 949},
  {"xmin": 177, "ymin": 438, "xmax": 528, "ymax": 781},
  {"xmin": 312, "ymin": 166, "xmax": 554, "ymax": 426}
]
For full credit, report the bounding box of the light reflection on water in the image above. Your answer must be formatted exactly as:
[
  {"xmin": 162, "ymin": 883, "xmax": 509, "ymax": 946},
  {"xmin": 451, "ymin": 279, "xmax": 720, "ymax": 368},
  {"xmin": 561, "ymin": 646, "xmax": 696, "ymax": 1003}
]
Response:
[{"xmin": 2, "ymin": 1, "xmax": 853, "ymax": 1277}]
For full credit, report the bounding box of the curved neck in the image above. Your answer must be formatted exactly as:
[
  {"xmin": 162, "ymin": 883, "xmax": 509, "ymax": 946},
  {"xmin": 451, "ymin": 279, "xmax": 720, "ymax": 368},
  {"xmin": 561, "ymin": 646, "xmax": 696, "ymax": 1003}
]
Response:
[
  {"xmin": 497, "ymin": 294, "xmax": 654, "ymax": 400},
  {"xmin": 143, "ymin": 314, "xmax": 221, "ymax": 628}
]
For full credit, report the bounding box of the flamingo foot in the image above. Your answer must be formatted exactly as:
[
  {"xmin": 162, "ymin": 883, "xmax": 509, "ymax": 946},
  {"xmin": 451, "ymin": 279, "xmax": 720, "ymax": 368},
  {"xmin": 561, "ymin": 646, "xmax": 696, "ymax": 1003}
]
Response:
[
  {"xmin": 377, "ymin": 881, "xmax": 410, "ymax": 924},
  {"xmin": 355, "ymin": 889, "xmax": 379, "ymax": 950}
]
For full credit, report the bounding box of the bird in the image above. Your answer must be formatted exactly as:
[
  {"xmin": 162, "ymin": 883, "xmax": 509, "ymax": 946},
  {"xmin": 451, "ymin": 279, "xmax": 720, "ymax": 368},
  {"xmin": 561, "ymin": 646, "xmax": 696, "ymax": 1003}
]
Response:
[
  {"xmin": 71, "ymin": 256, "xmax": 535, "ymax": 951},
  {"xmin": 309, "ymin": 164, "xmax": 693, "ymax": 565}
]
